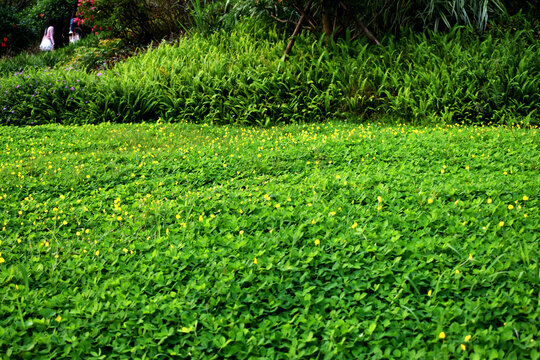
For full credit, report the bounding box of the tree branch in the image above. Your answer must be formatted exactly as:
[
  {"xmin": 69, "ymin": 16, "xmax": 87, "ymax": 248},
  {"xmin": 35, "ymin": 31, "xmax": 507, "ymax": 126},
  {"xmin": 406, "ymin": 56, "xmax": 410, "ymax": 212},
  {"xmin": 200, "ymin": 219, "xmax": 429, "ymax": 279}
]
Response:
[
  {"xmin": 338, "ymin": 1, "xmax": 381, "ymax": 45},
  {"xmin": 270, "ymin": 14, "xmax": 297, "ymax": 25},
  {"xmin": 283, "ymin": 0, "xmax": 313, "ymax": 58}
]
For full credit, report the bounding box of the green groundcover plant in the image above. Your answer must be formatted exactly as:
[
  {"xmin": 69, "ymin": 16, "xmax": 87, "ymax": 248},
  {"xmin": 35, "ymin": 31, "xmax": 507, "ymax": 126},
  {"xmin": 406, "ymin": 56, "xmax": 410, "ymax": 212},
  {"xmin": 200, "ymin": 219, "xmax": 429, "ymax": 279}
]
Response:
[{"xmin": 0, "ymin": 121, "xmax": 538, "ymax": 359}]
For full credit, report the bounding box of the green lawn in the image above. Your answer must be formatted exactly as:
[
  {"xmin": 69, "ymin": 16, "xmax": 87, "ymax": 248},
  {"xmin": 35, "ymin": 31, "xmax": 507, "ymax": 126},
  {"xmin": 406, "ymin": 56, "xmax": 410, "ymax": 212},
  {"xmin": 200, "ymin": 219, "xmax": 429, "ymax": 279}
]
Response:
[{"xmin": 0, "ymin": 122, "xmax": 538, "ymax": 359}]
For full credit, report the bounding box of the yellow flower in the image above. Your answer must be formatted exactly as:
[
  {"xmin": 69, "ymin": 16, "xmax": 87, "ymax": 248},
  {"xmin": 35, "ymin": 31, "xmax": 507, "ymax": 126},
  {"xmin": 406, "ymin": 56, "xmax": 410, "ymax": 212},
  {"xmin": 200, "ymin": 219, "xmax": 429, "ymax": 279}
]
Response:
[
  {"xmin": 524, "ymin": 213, "xmax": 528, "ymax": 218},
  {"xmin": 487, "ymin": 198, "xmax": 492, "ymax": 204},
  {"xmin": 508, "ymin": 204, "xmax": 514, "ymax": 210},
  {"xmin": 377, "ymin": 196, "xmax": 382, "ymax": 203},
  {"xmin": 440, "ymin": 169, "xmax": 445, "ymax": 174},
  {"xmin": 314, "ymin": 239, "xmax": 320, "ymax": 246},
  {"xmin": 351, "ymin": 222, "xmax": 358, "ymax": 229},
  {"xmin": 275, "ymin": 203, "xmax": 281, "ymax": 208},
  {"xmin": 95, "ymin": 250, "xmax": 99, "ymax": 256},
  {"xmin": 0, "ymin": 257, "xmax": 4, "ymax": 264},
  {"xmin": 523, "ymin": 195, "xmax": 529, "ymax": 201},
  {"xmin": 455, "ymin": 269, "xmax": 460, "ymax": 274},
  {"xmin": 176, "ymin": 214, "xmax": 180, "ymax": 219},
  {"xmin": 499, "ymin": 221, "xmax": 504, "ymax": 227},
  {"xmin": 465, "ymin": 335, "xmax": 472, "ymax": 342},
  {"xmin": 329, "ymin": 211, "xmax": 336, "ymax": 216},
  {"xmin": 461, "ymin": 344, "xmax": 466, "ymax": 351},
  {"xmin": 428, "ymin": 198, "xmax": 433, "ymax": 204},
  {"xmin": 465, "ymin": 166, "xmax": 469, "ymax": 170},
  {"xmin": 428, "ymin": 289, "xmax": 432, "ymax": 296},
  {"xmin": 468, "ymin": 254, "xmax": 473, "ymax": 260},
  {"xmin": 55, "ymin": 315, "xmax": 62, "ymax": 322},
  {"xmin": 239, "ymin": 230, "xmax": 244, "ymax": 235},
  {"xmin": 253, "ymin": 257, "xmax": 258, "ymax": 265},
  {"xmin": 439, "ymin": 331, "xmax": 446, "ymax": 340},
  {"xmin": 122, "ymin": 248, "xmax": 128, "ymax": 253}
]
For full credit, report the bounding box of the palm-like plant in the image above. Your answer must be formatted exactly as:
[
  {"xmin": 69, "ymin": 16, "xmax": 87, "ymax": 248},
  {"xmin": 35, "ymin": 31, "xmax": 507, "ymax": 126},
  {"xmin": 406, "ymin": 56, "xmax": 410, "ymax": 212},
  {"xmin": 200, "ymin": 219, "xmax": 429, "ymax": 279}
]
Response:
[
  {"xmin": 421, "ymin": 0, "xmax": 505, "ymax": 31},
  {"xmin": 268, "ymin": 0, "xmax": 506, "ymax": 44}
]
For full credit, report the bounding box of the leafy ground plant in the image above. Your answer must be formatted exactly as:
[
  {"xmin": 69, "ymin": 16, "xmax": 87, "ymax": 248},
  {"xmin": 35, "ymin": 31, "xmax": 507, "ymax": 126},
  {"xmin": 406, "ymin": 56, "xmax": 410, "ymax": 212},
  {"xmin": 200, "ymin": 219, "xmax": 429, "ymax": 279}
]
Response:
[{"xmin": 0, "ymin": 122, "xmax": 538, "ymax": 359}]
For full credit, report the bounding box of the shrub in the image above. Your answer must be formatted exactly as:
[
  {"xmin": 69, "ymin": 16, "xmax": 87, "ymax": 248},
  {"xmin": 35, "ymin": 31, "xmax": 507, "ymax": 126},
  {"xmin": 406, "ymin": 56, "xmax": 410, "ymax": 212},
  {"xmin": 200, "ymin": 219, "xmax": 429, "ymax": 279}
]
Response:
[
  {"xmin": 62, "ymin": 37, "xmax": 123, "ymax": 72},
  {"xmin": 0, "ymin": 20, "xmax": 538, "ymax": 126},
  {"xmin": 0, "ymin": 3, "xmax": 35, "ymax": 56},
  {"xmin": 76, "ymin": 0, "xmax": 191, "ymax": 43}
]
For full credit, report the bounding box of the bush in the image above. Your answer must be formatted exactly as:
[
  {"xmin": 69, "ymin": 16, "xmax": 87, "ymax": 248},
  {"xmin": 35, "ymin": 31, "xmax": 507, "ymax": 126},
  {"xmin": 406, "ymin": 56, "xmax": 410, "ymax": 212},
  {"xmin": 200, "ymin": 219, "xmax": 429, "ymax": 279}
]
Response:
[
  {"xmin": 0, "ymin": 3, "xmax": 35, "ymax": 56},
  {"xmin": 0, "ymin": 20, "xmax": 538, "ymax": 126},
  {"xmin": 76, "ymin": 0, "xmax": 191, "ymax": 43},
  {"xmin": 62, "ymin": 37, "xmax": 123, "ymax": 72},
  {"xmin": 1, "ymin": 0, "xmax": 78, "ymax": 56}
]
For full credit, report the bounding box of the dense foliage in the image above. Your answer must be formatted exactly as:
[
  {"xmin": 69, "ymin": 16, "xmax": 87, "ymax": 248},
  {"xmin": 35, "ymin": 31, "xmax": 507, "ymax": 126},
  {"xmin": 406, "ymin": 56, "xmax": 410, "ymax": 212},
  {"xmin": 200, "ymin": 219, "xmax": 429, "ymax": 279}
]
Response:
[
  {"xmin": 0, "ymin": 23, "xmax": 538, "ymax": 126},
  {"xmin": 0, "ymin": 0, "xmax": 76, "ymax": 55},
  {"xmin": 0, "ymin": 3, "xmax": 35, "ymax": 56},
  {"xmin": 75, "ymin": 0, "xmax": 194, "ymax": 43},
  {"xmin": 1, "ymin": 1, "xmax": 538, "ymax": 359},
  {"xmin": 230, "ymin": 0, "xmax": 507, "ymax": 42},
  {"xmin": 0, "ymin": 122, "xmax": 538, "ymax": 358}
]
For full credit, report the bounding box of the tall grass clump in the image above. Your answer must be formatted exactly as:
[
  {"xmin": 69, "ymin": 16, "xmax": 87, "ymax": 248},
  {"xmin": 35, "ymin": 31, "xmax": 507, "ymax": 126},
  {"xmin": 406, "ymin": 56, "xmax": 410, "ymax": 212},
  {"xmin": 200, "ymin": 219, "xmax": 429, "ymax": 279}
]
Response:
[
  {"xmin": 0, "ymin": 20, "xmax": 538, "ymax": 126},
  {"xmin": 336, "ymin": 27, "xmax": 540, "ymax": 124}
]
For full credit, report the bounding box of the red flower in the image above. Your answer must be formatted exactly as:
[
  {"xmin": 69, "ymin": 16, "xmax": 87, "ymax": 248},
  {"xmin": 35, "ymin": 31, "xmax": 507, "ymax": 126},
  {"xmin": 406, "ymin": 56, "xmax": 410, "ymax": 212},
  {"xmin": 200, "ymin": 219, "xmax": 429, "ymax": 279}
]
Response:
[
  {"xmin": 1, "ymin": 43, "xmax": 6, "ymax": 47},
  {"xmin": 3, "ymin": 37, "xmax": 7, "ymax": 42},
  {"xmin": 40, "ymin": 13, "xmax": 44, "ymax": 18}
]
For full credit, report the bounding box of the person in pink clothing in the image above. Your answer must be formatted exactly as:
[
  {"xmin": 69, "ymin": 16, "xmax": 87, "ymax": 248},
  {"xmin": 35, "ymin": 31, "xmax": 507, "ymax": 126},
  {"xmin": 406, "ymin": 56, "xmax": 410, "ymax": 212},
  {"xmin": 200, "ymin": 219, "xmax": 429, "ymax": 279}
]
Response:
[{"xmin": 40, "ymin": 20, "xmax": 55, "ymax": 51}]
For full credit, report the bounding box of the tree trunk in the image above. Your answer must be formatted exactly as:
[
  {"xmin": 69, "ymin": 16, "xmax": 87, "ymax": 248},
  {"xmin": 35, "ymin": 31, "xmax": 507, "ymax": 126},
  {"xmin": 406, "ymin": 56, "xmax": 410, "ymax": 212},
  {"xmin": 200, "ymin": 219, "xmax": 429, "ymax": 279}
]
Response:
[{"xmin": 320, "ymin": 0, "xmax": 332, "ymax": 42}]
